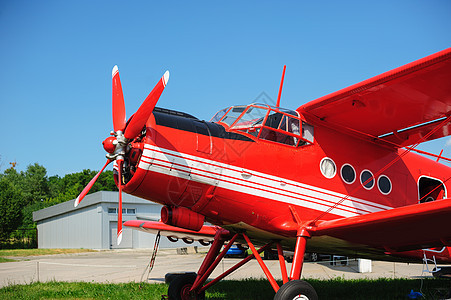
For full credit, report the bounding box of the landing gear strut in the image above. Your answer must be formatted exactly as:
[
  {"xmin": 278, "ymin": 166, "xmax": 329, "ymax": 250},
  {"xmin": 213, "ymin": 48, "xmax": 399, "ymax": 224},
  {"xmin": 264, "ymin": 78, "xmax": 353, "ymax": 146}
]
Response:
[{"xmin": 166, "ymin": 227, "xmax": 317, "ymax": 300}]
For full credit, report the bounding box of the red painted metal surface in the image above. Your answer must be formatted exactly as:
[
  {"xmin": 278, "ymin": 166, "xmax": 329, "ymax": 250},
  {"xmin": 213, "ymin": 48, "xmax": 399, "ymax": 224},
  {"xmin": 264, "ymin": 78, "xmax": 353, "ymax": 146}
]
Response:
[
  {"xmin": 79, "ymin": 48, "xmax": 451, "ymax": 293},
  {"xmin": 117, "ymin": 159, "xmax": 124, "ymax": 245},
  {"xmin": 161, "ymin": 206, "xmax": 205, "ymax": 232},
  {"xmin": 290, "ymin": 229, "xmax": 310, "ymax": 280},
  {"xmin": 298, "ymin": 47, "xmax": 451, "ymax": 147},
  {"xmin": 310, "ymin": 198, "xmax": 451, "ymax": 253},
  {"xmin": 276, "ymin": 65, "xmax": 286, "ymax": 108},
  {"xmin": 243, "ymin": 234, "xmax": 280, "ymax": 292},
  {"xmin": 277, "ymin": 242, "xmax": 289, "ymax": 284},
  {"xmin": 200, "ymin": 243, "xmax": 272, "ymax": 293},
  {"xmin": 112, "ymin": 65, "xmax": 126, "ymax": 132},
  {"xmin": 124, "ymin": 71, "xmax": 169, "ymax": 140},
  {"xmin": 191, "ymin": 233, "xmax": 238, "ymax": 292},
  {"xmin": 74, "ymin": 159, "xmax": 112, "ymax": 207}
]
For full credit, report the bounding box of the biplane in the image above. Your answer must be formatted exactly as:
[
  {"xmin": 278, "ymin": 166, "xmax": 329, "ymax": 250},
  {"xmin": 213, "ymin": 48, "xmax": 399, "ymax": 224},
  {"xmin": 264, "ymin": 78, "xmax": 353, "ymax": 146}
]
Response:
[{"xmin": 75, "ymin": 47, "xmax": 451, "ymax": 300}]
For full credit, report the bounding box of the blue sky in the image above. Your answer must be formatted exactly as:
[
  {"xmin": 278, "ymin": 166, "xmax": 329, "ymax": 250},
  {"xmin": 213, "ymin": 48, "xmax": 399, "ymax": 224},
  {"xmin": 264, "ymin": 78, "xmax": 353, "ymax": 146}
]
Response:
[{"xmin": 1, "ymin": 0, "xmax": 450, "ymax": 177}]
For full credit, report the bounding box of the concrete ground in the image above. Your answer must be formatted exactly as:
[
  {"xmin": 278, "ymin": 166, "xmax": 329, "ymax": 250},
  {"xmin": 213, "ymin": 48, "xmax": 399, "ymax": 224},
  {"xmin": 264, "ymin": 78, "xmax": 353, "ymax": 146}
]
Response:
[{"xmin": 0, "ymin": 248, "xmax": 434, "ymax": 288}]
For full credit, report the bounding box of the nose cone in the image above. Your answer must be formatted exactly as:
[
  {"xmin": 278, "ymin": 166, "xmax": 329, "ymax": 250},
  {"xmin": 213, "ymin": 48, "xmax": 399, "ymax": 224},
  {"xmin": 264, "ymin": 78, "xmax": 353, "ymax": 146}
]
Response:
[{"xmin": 102, "ymin": 136, "xmax": 117, "ymax": 153}]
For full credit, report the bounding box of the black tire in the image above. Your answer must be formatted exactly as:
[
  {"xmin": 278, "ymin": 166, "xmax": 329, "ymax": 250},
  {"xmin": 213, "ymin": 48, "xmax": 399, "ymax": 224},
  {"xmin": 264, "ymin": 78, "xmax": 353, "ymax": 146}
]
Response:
[
  {"xmin": 168, "ymin": 273, "xmax": 205, "ymax": 300},
  {"xmin": 274, "ymin": 280, "xmax": 318, "ymax": 300},
  {"xmin": 165, "ymin": 272, "xmax": 197, "ymax": 284},
  {"xmin": 182, "ymin": 238, "xmax": 194, "ymax": 244},
  {"xmin": 199, "ymin": 239, "xmax": 211, "ymax": 246},
  {"xmin": 310, "ymin": 253, "xmax": 318, "ymax": 262},
  {"xmin": 167, "ymin": 236, "xmax": 178, "ymax": 243}
]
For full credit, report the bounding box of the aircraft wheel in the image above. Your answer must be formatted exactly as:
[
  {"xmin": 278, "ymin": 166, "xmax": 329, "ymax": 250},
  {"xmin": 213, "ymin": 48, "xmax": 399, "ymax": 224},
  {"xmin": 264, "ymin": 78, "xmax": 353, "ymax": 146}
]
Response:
[
  {"xmin": 199, "ymin": 239, "xmax": 210, "ymax": 246},
  {"xmin": 310, "ymin": 253, "xmax": 318, "ymax": 262},
  {"xmin": 182, "ymin": 238, "xmax": 194, "ymax": 244},
  {"xmin": 168, "ymin": 236, "xmax": 178, "ymax": 243},
  {"xmin": 274, "ymin": 280, "xmax": 318, "ymax": 300},
  {"xmin": 167, "ymin": 273, "xmax": 205, "ymax": 300}
]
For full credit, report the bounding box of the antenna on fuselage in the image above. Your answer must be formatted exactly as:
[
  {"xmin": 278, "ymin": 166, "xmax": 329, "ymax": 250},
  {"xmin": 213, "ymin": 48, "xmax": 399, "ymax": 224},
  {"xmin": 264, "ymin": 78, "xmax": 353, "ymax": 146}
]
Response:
[{"xmin": 276, "ymin": 65, "xmax": 286, "ymax": 108}]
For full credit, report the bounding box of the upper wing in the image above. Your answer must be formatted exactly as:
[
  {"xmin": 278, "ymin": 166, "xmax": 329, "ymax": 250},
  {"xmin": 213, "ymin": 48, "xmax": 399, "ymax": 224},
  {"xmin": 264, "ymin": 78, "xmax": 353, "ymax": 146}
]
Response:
[
  {"xmin": 310, "ymin": 198, "xmax": 451, "ymax": 252},
  {"xmin": 298, "ymin": 48, "xmax": 451, "ymax": 148},
  {"xmin": 124, "ymin": 220, "xmax": 220, "ymax": 242}
]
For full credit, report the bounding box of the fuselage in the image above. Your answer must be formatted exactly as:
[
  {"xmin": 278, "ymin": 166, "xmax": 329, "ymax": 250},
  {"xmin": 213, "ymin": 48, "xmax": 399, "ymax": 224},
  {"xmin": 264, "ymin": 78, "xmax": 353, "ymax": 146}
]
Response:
[{"xmin": 121, "ymin": 105, "xmax": 451, "ymax": 263}]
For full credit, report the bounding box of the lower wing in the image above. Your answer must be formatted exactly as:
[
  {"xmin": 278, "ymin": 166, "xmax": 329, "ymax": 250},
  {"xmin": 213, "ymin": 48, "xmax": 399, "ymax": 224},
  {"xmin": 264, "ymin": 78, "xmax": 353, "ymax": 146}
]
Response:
[
  {"xmin": 123, "ymin": 220, "xmax": 220, "ymax": 243},
  {"xmin": 310, "ymin": 198, "xmax": 451, "ymax": 252}
]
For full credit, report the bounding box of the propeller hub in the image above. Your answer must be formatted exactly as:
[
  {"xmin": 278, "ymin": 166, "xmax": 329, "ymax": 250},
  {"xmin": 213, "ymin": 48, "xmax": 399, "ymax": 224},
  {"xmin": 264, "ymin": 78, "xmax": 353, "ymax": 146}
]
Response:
[{"xmin": 102, "ymin": 136, "xmax": 117, "ymax": 154}]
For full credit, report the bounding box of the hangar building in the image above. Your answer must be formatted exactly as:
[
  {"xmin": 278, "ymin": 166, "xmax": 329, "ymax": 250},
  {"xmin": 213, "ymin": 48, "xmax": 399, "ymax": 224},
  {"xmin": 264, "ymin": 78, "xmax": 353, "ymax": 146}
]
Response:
[{"xmin": 33, "ymin": 191, "xmax": 189, "ymax": 249}]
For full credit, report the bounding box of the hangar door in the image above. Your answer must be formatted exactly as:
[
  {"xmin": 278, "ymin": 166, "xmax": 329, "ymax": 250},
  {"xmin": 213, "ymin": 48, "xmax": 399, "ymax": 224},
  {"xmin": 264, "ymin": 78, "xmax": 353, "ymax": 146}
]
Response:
[{"xmin": 110, "ymin": 221, "xmax": 133, "ymax": 249}]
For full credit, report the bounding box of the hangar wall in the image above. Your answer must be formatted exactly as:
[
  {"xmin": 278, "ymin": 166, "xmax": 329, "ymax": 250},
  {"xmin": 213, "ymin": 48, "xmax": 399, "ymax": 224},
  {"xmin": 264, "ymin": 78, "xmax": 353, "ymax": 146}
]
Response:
[{"xmin": 33, "ymin": 191, "xmax": 191, "ymax": 249}]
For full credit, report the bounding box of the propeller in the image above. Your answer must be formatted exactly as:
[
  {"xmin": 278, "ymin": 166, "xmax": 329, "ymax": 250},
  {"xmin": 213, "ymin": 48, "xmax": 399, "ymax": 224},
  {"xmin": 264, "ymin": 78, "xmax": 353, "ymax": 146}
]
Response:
[
  {"xmin": 124, "ymin": 70, "xmax": 169, "ymax": 139},
  {"xmin": 74, "ymin": 65, "xmax": 169, "ymax": 245},
  {"xmin": 117, "ymin": 159, "xmax": 124, "ymax": 245},
  {"xmin": 112, "ymin": 65, "xmax": 126, "ymax": 132}
]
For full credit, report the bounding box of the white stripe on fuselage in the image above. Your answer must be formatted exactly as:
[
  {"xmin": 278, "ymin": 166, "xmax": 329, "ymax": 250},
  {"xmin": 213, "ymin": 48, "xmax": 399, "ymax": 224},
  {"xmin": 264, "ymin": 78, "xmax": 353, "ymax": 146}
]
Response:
[{"xmin": 137, "ymin": 144, "xmax": 393, "ymax": 218}]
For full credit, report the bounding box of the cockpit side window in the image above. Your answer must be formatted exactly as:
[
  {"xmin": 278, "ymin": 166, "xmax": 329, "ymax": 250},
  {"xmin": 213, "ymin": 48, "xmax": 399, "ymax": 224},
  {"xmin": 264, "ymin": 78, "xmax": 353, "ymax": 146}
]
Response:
[
  {"xmin": 221, "ymin": 106, "xmax": 246, "ymax": 126},
  {"xmin": 211, "ymin": 108, "xmax": 229, "ymax": 123},
  {"xmin": 212, "ymin": 103, "xmax": 314, "ymax": 147},
  {"xmin": 231, "ymin": 106, "xmax": 268, "ymax": 130},
  {"xmin": 264, "ymin": 112, "xmax": 283, "ymax": 129},
  {"xmin": 302, "ymin": 122, "xmax": 314, "ymax": 143}
]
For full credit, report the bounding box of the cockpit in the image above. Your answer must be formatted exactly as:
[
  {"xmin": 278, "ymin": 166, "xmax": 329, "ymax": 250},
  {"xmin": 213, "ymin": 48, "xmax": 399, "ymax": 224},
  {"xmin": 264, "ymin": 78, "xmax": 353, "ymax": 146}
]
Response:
[{"xmin": 211, "ymin": 103, "xmax": 314, "ymax": 147}]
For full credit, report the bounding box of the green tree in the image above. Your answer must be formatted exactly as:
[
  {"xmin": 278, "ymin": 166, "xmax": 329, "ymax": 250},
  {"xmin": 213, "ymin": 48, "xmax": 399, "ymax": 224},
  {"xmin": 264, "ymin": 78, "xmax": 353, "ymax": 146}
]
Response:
[
  {"xmin": 0, "ymin": 178, "xmax": 23, "ymax": 240},
  {"xmin": 22, "ymin": 163, "xmax": 49, "ymax": 205},
  {"xmin": 48, "ymin": 175, "xmax": 63, "ymax": 198},
  {"xmin": 0, "ymin": 162, "xmax": 119, "ymax": 242},
  {"xmin": 2, "ymin": 168, "xmax": 24, "ymax": 190}
]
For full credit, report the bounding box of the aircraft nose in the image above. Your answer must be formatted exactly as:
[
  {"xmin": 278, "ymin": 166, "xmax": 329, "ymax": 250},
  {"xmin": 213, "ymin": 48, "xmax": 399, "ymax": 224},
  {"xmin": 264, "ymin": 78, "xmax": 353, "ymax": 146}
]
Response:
[{"xmin": 102, "ymin": 136, "xmax": 117, "ymax": 153}]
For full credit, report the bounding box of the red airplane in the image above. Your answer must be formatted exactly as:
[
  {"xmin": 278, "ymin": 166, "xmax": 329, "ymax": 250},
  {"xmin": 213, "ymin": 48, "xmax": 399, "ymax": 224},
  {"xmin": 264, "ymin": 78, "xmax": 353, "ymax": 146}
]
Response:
[{"xmin": 75, "ymin": 48, "xmax": 451, "ymax": 300}]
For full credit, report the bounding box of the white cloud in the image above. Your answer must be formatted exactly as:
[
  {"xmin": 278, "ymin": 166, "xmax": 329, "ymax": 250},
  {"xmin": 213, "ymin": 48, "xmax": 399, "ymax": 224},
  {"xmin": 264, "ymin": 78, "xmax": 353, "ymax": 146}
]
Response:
[{"xmin": 446, "ymin": 137, "xmax": 451, "ymax": 147}]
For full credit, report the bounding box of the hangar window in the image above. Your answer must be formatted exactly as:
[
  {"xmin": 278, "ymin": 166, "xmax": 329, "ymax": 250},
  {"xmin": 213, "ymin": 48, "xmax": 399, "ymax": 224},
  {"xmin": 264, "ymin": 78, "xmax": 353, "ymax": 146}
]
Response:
[
  {"xmin": 125, "ymin": 208, "xmax": 136, "ymax": 214},
  {"xmin": 108, "ymin": 208, "xmax": 136, "ymax": 215}
]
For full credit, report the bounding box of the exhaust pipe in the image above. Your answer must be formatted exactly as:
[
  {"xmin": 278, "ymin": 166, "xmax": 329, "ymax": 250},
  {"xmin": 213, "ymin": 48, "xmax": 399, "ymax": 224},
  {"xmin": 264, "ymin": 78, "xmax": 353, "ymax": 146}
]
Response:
[{"xmin": 161, "ymin": 206, "xmax": 205, "ymax": 231}]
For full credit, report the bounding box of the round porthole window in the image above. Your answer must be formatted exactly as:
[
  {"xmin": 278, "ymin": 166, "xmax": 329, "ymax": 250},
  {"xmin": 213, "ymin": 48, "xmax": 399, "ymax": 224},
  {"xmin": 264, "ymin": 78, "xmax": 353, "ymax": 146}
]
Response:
[
  {"xmin": 378, "ymin": 175, "xmax": 392, "ymax": 195},
  {"xmin": 360, "ymin": 170, "xmax": 374, "ymax": 190},
  {"xmin": 341, "ymin": 164, "xmax": 356, "ymax": 184},
  {"xmin": 320, "ymin": 157, "xmax": 336, "ymax": 179}
]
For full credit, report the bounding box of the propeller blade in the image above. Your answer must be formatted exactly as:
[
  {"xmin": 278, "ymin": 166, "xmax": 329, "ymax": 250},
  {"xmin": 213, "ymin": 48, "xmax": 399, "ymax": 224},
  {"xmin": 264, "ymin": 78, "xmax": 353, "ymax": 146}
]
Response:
[
  {"xmin": 117, "ymin": 159, "xmax": 124, "ymax": 245},
  {"xmin": 124, "ymin": 71, "xmax": 169, "ymax": 140},
  {"xmin": 74, "ymin": 160, "xmax": 112, "ymax": 207},
  {"xmin": 112, "ymin": 65, "xmax": 126, "ymax": 132}
]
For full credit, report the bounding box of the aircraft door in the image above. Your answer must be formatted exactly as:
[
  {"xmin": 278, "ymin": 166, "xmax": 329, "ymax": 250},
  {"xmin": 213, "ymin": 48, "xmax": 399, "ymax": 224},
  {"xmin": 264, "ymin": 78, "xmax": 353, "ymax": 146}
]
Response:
[
  {"xmin": 110, "ymin": 221, "xmax": 132, "ymax": 249},
  {"xmin": 195, "ymin": 121, "xmax": 212, "ymax": 154},
  {"xmin": 418, "ymin": 176, "xmax": 446, "ymax": 203}
]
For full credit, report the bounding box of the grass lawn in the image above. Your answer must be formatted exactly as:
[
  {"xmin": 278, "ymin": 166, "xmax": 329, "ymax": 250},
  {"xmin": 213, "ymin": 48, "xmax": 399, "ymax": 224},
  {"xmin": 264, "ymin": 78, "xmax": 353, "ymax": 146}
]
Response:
[
  {"xmin": 0, "ymin": 278, "xmax": 450, "ymax": 299},
  {"xmin": 0, "ymin": 257, "xmax": 16, "ymax": 263},
  {"xmin": 0, "ymin": 249, "xmax": 96, "ymax": 262}
]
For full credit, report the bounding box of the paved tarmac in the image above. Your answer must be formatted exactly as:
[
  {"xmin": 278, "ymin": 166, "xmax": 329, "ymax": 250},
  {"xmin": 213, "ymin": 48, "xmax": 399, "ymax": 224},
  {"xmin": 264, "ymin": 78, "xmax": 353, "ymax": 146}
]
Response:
[{"xmin": 0, "ymin": 248, "xmax": 434, "ymax": 288}]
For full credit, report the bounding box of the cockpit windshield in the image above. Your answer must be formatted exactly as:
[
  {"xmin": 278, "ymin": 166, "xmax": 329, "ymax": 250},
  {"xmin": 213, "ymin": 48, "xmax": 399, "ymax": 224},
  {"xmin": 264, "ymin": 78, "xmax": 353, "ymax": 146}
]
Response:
[{"xmin": 211, "ymin": 103, "xmax": 314, "ymax": 147}]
